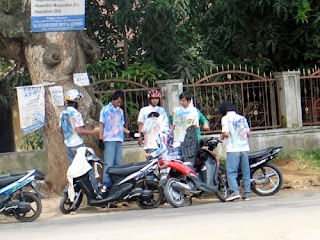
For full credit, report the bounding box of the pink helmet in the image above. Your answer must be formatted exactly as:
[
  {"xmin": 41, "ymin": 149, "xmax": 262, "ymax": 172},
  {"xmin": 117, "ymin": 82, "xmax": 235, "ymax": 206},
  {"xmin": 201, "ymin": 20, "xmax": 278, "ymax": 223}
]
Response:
[{"xmin": 148, "ymin": 89, "xmax": 161, "ymax": 99}]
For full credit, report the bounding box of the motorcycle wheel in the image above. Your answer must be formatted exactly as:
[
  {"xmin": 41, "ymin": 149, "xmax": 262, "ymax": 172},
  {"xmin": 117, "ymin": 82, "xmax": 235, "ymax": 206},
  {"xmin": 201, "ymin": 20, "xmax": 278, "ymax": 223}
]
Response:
[
  {"xmin": 164, "ymin": 178, "xmax": 185, "ymax": 208},
  {"xmin": 60, "ymin": 191, "xmax": 83, "ymax": 214},
  {"xmin": 13, "ymin": 192, "xmax": 42, "ymax": 222},
  {"xmin": 251, "ymin": 163, "xmax": 283, "ymax": 196},
  {"xmin": 136, "ymin": 180, "xmax": 164, "ymax": 209},
  {"xmin": 215, "ymin": 168, "xmax": 228, "ymax": 202}
]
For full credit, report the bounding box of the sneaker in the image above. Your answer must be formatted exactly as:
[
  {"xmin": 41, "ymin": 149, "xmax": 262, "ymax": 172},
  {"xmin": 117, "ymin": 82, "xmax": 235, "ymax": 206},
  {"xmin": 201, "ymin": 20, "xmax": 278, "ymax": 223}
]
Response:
[
  {"xmin": 226, "ymin": 192, "xmax": 241, "ymax": 202},
  {"xmin": 242, "ymin": 195, "xmax": 250, "ymax": 201}
]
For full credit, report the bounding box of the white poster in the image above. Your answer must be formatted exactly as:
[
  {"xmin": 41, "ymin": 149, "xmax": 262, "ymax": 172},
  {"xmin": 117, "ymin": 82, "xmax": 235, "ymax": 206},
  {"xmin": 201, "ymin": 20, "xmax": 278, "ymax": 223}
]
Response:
[
  {"xmin": 73, "ymin": 72, "xmax": 90, "ymax": 86},
  {"xmin": 49, "ymin": 86, "xmax": 64, "ymax": 106},
  {"xmin": 16, "ymin": 84, "xmax": 46, "ymax": 134},
  {"xmin": 31, "ymin": 0, "xmax": 85, "ymax": 32}
]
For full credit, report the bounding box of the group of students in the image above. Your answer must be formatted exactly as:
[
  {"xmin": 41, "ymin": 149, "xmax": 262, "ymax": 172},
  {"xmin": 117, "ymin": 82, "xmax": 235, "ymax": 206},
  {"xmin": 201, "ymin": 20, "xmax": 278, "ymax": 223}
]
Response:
[{"xmin": 59, "ymin": 88, "xmax": 251, "ymax": 201}]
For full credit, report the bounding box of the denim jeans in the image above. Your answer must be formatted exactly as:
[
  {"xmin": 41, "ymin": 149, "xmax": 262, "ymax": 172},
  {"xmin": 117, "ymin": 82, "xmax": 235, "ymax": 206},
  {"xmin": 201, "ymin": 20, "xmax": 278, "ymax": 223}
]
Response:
[
  {"xmin": 226, "ymin": 151, "xmax": 251, "ymax": 196},
  {"xmin": 66, "ymin": 143, "xmax": 98, "ymax": 192},
  {"xmin": 103, "ymin": 141, "xmax": 123, "ymax": 187}
]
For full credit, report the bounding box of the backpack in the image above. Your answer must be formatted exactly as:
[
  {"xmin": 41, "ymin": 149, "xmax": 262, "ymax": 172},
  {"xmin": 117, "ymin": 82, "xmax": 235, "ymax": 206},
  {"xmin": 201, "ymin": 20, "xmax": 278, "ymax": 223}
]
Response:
[{"xmin": 61, "ymin": 111, "xmax": 72, "ymax": 138}]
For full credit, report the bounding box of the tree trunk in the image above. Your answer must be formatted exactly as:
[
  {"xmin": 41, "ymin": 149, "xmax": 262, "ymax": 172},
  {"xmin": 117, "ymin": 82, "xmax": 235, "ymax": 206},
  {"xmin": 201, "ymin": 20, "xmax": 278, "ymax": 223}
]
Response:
[{"xmin": 23, "ymin": 32, "xmax": 100, "ymax": 193}]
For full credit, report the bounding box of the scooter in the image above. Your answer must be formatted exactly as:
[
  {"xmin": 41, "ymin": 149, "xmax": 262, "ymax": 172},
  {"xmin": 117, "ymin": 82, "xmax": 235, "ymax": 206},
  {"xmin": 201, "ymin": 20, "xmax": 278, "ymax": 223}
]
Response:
[
  {"xmin": 60, "ymin": 147, "xmax": 164, "ymax": 214},
  {"xmin": 0, "ymin": 169, "xmax": 44, "ymax": 222},
  {"xmin": 158, "ymin": 137, "xmax": 228, "ymax": 208}
]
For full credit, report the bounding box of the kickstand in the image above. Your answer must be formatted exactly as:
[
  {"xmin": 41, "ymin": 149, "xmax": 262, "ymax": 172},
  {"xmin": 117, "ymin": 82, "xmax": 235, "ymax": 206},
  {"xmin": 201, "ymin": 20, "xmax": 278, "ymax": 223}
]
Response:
[
  {"xmin": 106, "ymin": 203, "xmax": 111, "ymax": 213},
  {"xmin": 189, "ymin": 197, "xmax": 193, "ymax": 206}
]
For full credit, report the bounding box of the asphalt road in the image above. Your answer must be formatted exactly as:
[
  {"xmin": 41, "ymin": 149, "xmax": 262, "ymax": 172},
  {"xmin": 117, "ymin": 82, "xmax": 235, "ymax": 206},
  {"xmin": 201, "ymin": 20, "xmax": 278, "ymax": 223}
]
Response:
[{"xmin": 1, "ymin": 188, "xmax": 320, "ymax": 240}]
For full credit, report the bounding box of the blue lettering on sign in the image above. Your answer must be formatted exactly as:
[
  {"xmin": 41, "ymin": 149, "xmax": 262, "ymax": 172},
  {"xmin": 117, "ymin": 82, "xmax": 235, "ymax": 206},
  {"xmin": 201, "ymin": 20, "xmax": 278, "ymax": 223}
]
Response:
[{"xmin": 31, "ymin": 15, "xmax": 85, "ymax": 32}]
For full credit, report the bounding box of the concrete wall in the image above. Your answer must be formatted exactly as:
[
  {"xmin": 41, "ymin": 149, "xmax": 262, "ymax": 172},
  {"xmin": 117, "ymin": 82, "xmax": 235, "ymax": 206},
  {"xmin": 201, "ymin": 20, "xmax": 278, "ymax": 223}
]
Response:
[
  {"xmin": 2, "ymin": 127, "xmax": 319, "ymax": 175},
  {"xmin": 0, "ymin": 150, "xmax": 48, "ymax": 175}
]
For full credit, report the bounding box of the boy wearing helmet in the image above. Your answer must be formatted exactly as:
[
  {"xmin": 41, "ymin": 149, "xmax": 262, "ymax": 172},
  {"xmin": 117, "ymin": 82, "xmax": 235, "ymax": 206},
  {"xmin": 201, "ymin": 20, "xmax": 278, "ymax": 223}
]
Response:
[
  {"xmin": 137, "ymin": 89, "xmax": 169, "ymax": 158},
  {"xmin": 59, "ymin": 89, "xmax": 100, "ymax": 195}
]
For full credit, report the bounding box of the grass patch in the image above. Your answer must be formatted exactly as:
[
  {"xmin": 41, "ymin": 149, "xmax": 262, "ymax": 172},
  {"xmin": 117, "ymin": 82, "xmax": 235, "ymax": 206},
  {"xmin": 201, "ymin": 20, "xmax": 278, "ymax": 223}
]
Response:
[{"xmin": 277, "ymin": 149, "xmax": 320, "ymax": 171}]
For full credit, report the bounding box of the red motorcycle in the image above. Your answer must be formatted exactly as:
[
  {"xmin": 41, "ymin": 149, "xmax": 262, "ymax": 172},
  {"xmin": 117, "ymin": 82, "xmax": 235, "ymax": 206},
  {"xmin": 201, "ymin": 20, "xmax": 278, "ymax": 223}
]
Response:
[{"xmin": 158, "ymin": 137, "xmax": 228, "ymax": 208}]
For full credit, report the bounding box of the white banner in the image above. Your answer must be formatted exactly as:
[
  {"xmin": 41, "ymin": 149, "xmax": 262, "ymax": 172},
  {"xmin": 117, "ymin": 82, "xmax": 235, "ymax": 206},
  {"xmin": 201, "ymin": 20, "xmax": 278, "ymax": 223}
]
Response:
[
  {"xmin": 73, "ymin": 72, "xmax": 90, "ymax": 86},
  {"xmin": 16, "ymin": 84, "xmax": 46, "ymax": 134},
  {"xmin": 49, "ymin": 86, "xmax": 64, "ymax": 106}
]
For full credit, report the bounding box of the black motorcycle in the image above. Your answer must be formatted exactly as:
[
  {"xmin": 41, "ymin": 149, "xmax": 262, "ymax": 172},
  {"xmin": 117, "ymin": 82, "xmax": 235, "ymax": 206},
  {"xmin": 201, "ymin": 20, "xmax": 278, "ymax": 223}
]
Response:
[
  {"xmin": 212, "ymin": 138, "xmax": 283, "ymax": 199},
  {"xmin": 60, "ymin": 148, "xmax": 164, "ymax": 214}
]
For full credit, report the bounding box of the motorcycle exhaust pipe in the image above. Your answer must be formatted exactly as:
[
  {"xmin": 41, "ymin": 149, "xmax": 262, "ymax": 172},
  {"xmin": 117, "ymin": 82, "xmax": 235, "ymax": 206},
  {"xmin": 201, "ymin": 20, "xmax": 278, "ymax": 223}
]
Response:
[{"xmin": 171, "ymin": 182, "xmax": 193, "ymax": 194}]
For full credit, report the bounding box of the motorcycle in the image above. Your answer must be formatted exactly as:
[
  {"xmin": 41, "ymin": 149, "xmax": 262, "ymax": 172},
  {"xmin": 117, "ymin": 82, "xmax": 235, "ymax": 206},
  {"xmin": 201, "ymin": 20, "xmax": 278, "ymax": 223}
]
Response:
[
  {"xmin": 0, "ymin": 169, "xmax": 44, "ymax": 222},
  {"xmin": 60, "ymin": 147, "xmax": 164, "ymax": 214},
  {"xmin": 158, "ymin": 137, "xmax": 228, "ymax": 208},
  {"xmin": 218, "ymin": 141, "xmax": 283, "ymax": 198}
]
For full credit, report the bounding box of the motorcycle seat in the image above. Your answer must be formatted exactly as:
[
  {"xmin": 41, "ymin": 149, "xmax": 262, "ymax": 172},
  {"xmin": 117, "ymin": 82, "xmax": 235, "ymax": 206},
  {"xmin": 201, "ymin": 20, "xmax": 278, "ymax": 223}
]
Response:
[
  {"xmin": 248, "ymin": 147, "xmax": 274, "ymax": 160},
  {"xmin": 108, "ymin": 161, "xmax": 150, "ymax": 176},
  {"xmin": 0, "ymin": 175, "xmax": 25, "ymax": 189}
]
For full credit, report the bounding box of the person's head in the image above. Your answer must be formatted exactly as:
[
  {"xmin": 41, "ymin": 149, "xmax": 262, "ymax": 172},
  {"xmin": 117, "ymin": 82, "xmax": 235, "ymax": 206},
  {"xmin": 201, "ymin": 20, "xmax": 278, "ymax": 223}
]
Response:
[
  {"xmin": 65, "ymin": 89, "xmax": 84, "ymax": 109},
  {"xmin": 218, "ymin": 101, "xmax": 237, "ymax": 116},
  {"xmin": 179, "ymin": 91, "xmax": 192, "ymax": 109},
  {"xmin": 147, "ymin": 89, "xmax": 161, "ymax": 107},
  {"xmin": 111, "ymin": 90, "xmax": 124, "ymax": 108}
]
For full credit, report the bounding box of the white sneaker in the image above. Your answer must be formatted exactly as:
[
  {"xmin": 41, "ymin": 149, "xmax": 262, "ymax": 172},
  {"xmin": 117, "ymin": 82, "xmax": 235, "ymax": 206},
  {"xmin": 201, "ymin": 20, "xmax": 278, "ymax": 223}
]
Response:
[{"xmin": 226, "ymin": 193, "xmax": 241, "ymax": 201}]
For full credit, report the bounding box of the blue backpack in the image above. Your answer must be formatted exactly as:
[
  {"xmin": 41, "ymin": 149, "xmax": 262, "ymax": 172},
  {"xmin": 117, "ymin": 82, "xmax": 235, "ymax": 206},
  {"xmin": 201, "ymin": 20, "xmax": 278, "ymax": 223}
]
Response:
[{"xmin": 61, "ymin": 111, "xmax": 72, "ymax": 138}]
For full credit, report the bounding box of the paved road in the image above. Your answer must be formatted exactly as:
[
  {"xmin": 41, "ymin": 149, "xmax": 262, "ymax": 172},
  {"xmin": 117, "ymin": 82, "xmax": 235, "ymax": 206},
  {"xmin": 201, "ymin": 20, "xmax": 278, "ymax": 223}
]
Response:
[{"xmin": 1, "ymin": 188, "xmax": 320, "ymax": 240}]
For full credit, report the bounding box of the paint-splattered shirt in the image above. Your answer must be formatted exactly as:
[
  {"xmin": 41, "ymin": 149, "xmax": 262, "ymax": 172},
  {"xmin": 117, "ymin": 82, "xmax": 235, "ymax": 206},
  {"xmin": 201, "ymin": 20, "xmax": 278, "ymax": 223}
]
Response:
[
  {"xmin": 221, "ymin": 111, "xmax": 250, "ymax": 152},
  {"xmin": 59, "ymin": 106, "xmax": 84, "ymax": 147},
  {"xmin": 173, "ymin": 105, "xmax": 199, "ymax": 142},
  {"xmin": 99, "ymin": 102, "xmax": 125, "ymax": 142}
]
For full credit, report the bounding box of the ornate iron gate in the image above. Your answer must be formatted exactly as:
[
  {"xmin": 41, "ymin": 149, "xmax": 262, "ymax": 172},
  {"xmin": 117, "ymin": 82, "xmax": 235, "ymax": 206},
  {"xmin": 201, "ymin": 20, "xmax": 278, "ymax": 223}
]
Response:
[{"xmin": 184, "ymin": 70, "xmax": 281, "ymax": 133}]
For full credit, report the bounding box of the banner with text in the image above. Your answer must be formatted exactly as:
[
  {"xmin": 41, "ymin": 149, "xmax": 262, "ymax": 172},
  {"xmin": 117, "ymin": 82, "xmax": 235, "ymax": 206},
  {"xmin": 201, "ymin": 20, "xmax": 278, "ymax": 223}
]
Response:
[
  {"xmin": 16, "ymin": 84, "xmax": 46, "ymax": 134},
  {"xmin": 31, "ymin": 0, "xmax": 85, "ymax": 32}
]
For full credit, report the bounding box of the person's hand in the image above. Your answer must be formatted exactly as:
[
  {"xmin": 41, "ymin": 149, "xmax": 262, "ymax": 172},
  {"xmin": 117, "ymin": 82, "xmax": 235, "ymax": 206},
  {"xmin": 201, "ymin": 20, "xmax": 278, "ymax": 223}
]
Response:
[
  {"xmin": 93, "ymin": 127, "xmax": 100, "ymax": 134},
  {"xmin": 145, "ymin": 153, "xmax": 152, "ymax": 158},
  {"xmin": 99, "ymin": 139, "xmax": 104, "ymax": 150},
  {"xmin": 138, "ymin": 136, "xmax": 144, "ymax": 146},
  {"xmin": 203, "ymin": 123, "xmax": 209, "ymax": 131}
]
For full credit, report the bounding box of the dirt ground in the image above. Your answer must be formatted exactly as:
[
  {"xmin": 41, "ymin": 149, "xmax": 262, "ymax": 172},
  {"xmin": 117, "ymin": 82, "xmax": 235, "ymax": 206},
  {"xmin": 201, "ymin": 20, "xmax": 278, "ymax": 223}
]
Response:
[{"xmin": 1, "ymin": 159, "xmax": 320, "ymax": 223}]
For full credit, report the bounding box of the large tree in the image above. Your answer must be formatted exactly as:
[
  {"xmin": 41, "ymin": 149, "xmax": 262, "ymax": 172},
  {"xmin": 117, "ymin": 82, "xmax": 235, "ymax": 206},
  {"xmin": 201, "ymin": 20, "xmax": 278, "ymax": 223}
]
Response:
[{"xmin": 0, "ymin": 0, "xmax": 101, "ymax": 193}]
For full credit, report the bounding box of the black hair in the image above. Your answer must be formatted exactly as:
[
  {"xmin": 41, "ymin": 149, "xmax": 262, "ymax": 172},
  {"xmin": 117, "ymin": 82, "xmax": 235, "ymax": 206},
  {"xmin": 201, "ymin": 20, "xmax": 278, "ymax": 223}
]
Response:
[
  {"xmin": 179, "ymin": 91, "xmax": 192, "ymax": 101},
  {"xmin": 218, "ymin": 101, "xmax": 237, "ymax": 116},
  {"xmin": 147, "ymin": 112, "xmax": 160, "ymax": 118},
  {"xmin": 67, "ymin": 101, "xmax": 78, "ymax": 109},
  {"xmin": 112, "ymin": 90, "xmax": 125, "ymax": 101}
]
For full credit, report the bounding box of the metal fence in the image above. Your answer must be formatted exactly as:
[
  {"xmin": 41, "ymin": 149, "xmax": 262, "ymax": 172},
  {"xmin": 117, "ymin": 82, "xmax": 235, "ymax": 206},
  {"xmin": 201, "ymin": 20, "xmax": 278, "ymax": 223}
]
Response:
[
  {"xmin": 300, "ymin": 69, "xmax": 320, "ymax": 126},
  {"xmin": 91, "ymin": 79, "xmax": 160, "ymax": 133},
  {"xmin": 184, "ymin": 70, "xmax": 281, "ymax": 134}
]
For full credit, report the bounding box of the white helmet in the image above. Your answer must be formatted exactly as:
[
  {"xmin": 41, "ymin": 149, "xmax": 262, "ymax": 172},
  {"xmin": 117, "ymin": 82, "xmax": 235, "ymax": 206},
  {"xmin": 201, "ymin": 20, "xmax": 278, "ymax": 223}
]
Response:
[{"xmin": 65, "ymin": 89, "xmax": 83, "ymax": 102}]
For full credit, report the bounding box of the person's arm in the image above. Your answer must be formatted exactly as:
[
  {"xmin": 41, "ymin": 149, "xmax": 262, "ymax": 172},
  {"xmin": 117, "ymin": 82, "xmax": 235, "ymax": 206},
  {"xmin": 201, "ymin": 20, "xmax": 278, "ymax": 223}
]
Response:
[
  {"xmin": 99, "ymin": 122, "xmax": 104, "ymax": 140},
  {"xmin": 198, "ymin": 109, "xmax": 209, "ymax": 130},
  {"xmin": 220, "ymin": 116, "xmax": 229, "ymax": 140},
  {"xmin": 76, "ymin": 126, "xmax": 99, "ymax": 135},
  {"xmin": 137, "ymin": 121, "xmax": 144, "ymax": 145}
]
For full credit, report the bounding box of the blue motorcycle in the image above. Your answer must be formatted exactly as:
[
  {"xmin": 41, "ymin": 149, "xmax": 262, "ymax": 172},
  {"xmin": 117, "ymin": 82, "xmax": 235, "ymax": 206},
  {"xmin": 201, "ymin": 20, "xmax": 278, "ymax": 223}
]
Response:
[{"xmin": 0, "ymin": 169, "xmax": 44, "ymax": 222}]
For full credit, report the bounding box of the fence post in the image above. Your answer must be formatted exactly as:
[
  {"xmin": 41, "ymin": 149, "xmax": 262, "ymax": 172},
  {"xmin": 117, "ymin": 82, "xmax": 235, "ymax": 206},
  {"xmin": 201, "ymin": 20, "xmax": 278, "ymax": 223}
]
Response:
[
  {"xmin": 156, "ymin": 79, "xmax": 184, "ymax": 115},
  {"xmin": 274, "ymin": 70, "xmax": 302, "ymax": 128}
]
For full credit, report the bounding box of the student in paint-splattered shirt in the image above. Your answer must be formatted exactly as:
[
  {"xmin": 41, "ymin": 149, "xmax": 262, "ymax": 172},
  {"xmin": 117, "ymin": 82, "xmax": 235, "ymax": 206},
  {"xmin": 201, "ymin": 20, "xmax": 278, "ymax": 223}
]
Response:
[{"xmin": 99, "ymin": 90, "xmax": 130, "ymax": 188}]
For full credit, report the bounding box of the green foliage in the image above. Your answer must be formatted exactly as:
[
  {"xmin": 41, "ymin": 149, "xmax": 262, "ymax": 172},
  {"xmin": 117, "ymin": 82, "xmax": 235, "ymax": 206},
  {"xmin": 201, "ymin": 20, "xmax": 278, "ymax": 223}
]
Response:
[
  {"xmin": 0, "ymin": 60, "xmax": 31, "ymax": 108},
  {"xmin": 20, "ymin": 130, "xmax": 44, "ymax": 151},
  {"xmin": 201, "ymin": 0, "xmax": 320, "ymax": 71},
  {"xmin": 277, "ymin": 149, "xmax": 320, "ymax": 171},
  {"xmin": 88, "ymin": 59, "xmax": 169, "ymax": 86}
]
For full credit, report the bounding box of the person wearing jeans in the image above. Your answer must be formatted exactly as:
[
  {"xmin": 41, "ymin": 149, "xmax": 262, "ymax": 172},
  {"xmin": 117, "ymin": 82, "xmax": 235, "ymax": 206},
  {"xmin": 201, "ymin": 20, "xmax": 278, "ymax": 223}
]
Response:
[
  {"xmin": 219, "ymin": 101, "xmax": 251, "ymax": 201},
  {"xmin": 99, "ymin": 90, "xmax": 130, "ymax": 188},
  {"xmin": 59, "ymin": 89, "xmax": 100, "ymax": 196}
]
